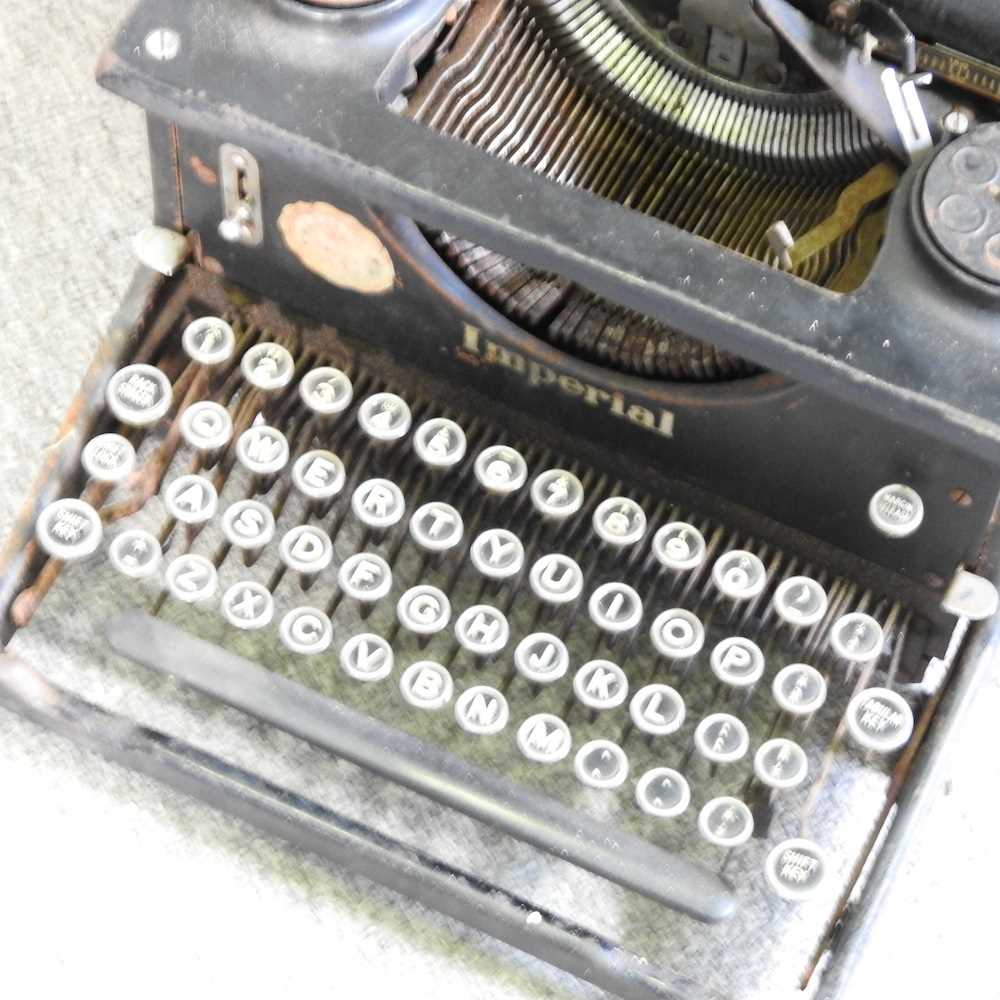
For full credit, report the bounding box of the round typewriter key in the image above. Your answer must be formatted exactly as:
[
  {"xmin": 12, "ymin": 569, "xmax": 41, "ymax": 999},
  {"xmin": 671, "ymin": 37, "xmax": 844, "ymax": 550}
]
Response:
[
  {"xmin": 474, "ymin": 445, "xmax": 528, "ymax": 496},
  {"xmin": 299, "ymin": 366, "xmax": 353, "ymax": 416},
  {"xmin": 413, "ymin": 417, "xmax": 467, "ymax": 470},
  {"xmin": 221, "ymin": 498, "xmax": 275, "ymax": 552},
  {"xmin": 455, "ymin": 685, "xmax": 509, "ymax": 735},
  {"xmin": 81, "ymin": 433, "xmax": 136, "ymax": 483},
  {"xmin": 574, "ymin": 739, "xmax": 629, "ymax": 789},
  {"xmin": 592, "ymin": 496, "xmax": 647, "ymax": 548},
  {"xmin": 514, "ymin": 633, "xmax": 569, "ymax": 685},
  {"xmin": 340, "ymin": 633, "xmax": 394, "ymax": 683},
  {"xmin": 409, "ymin": 501, "xmax": 463, "ymax": 554},
  {"xmin": 339, "ymin": 552, "xmax": 393, "ymax": 604},
  {"xmin": 754, "ymin": 738, "xmax": 809, "ymax": 790},
  {"xmin": 530, "ymin": 469, "xmax": 584, "ymax": 521},
  {"xmin": 470, "ymin": 528, "xmax": 524, "ymax": 581},
  {"xmin": 710, "ymin": 637, "xmax": 765, "ymax": 689},
  {"xmin": 846, "ymin": 687, "xmax": 914, "ymax": 753},
  {"xmin": 279, "ymin": 524, "xmax": 334, "ymax": 577},
  {"xmin": 517, "ymin": 714, "xmax": 572, "ymax": 763},
  {"xmin": 649, "ymin": 609, "xmax": 705, "ymax": 661},
  {"xmin": 164, "ymin": 553, "xmax": 218, "ymax": 604},
  {"xmin": 291, "ymin": 449, "xmax": 345, "ymax": 503},
  {"xmin": 399, "ymin": 660, "xmax": 454, "ymax": 711},
  {"xmin": 357, "ymin": 392, "xmax": 412, "ymax": 442},
  {"xmin": 235, "ymin": 423, "xmax": 290, "ymax": 476},
  {"xmin": 182, "ymin": 317, "xmax": 236, "ymax": 366},
  {"xmin": 651, "ymin": 522, "xmax": 706, "ymax": 572},
  {"xmin": 765, "ymin": 839, "xmax": 828, "ymax": 901},
  {"xmin": 164, "ymin": 473, "xmax": 219, "ymax": 525},
  {"xmin": 573, "ymin": 660, "xmax": 629, "ymax": 711},
  {"xmin": 829, "ymin": 612, "xmax": 884, "ymax": 662},
  {"xmin": 772, "ymin": 663, "xmax": 827, "ymax": 717},
  {"xmin": 529, "ymin": 553, "xmax": 584, "ymax": 606},
  {"xmin": 635, "ymin": 767, "xmax": 691, "ymax": 819},
  {"xmin": 397, "ymin": 585, "xmax": 451, "ymax": 637},
  {"xmin": 179, "ymin": 401, "xmax": 233, "ymax": 452},
  {"xmin": 629, "ymin": 684, "xmax": 686, "ymax": 736},
  {"xmin": 35, "ymin": 499, "xmax": 103, "ymax": 561},
  {"xmin": 588, "ymin": 582, "xmax": 643, "ymax": 634},
  {"xmin": 869, "ymin": 483, "xmax": 924, "ymax": 539},
  {"xmin": 698, "ymin": 797, "xmax": 754, "ymax": 848},
  {"xmin": 454, "ymin": 605, "xmax": 509, "ymax": 657},
  {"xmin": 694, "ymin": 713, "xmax": 750, "ymax": 764},
  {"xmin": 106, "ymin": 363, "xmax": 172, "ymax": 427},
  {"xmin": 221, "ymin": 580, "xmax": 274, "ymax": 631},
  {"xmin": 279, "ymin": 606, "xmax": 333, "ymax": 655},
  {"xmin": 351, "ymin": 478, "xmax": 405, "ymax": 531},
  {"xmin": 241, "ymin": 342, "xmax": 294, "ymax": 391},
  {"xmin": 108, "ymin": 528, "xmax": 162, "ymax": 579},
  {"xmin": 772, "ymin": 575, "xmax": 828, "ymax": 628},
  {"xmin": 712, "ymin": 550, "xmax": 767, "ymax": 601}
]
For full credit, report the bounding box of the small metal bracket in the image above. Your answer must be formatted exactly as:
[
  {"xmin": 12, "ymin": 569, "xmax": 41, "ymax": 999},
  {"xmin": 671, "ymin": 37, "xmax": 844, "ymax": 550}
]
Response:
[
  {"xmin": 218, "ymin": 143, "xmax": 264, "ymax": 247},
  {"xmin": 941, "ymin": 567, "xmax": 1000, "ymax": 621}
]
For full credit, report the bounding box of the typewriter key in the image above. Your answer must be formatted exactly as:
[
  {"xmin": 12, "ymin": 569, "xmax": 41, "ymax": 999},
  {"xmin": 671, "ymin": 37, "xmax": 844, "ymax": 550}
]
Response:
[
  {"xmin": 474, "ymin": 445, "xmax": 528, "ymax": 496},
  {"xmin": 182, "ymin": 317, "xmax": 236, "ymax": 367},
  {"xmin": 397, "ymin": 585, "xmax": 451, "ymax": 637},
  {"xmin": 629, "ymin": 684, "xmax": 686, "ymax": 737},
  {"xmin": 241, "ymin": 342, "xmax": 294, "ymax": 391},
  {"xmin": 470, "ymin": 528, "xmax": 524, "ymax": 581},
  {"xmin": 573, "ymin": 660, "xmax": 629, "ymax": 712},
  {"xmin": 290, "ymin": 450, "xmax": 345, "ymax": 504},
  {"xmin": 108, "ymin": 528, "xmax": 162, "ymax": 579},
  {"xmin": 352, "ymin": 477, "xmax": 406, "ymax": 532},
  {"xmin": 339, "ymin": 633, "xmax": 394, "ymax": 683},
  {"xmin": 698, "ymin": 797, "xmax": 754, "ymax": 848},
  {"xmin": 454, "ymin": 685, "xmax": 510, "ymax": 735},
  {"xmin": 753, "ymin": 738, "xmax": 809, "ymax": 790},
  {"xmin": 299, "ymin": 366, "xmax": 353, "ymax": 416},
  {"xmin": 845, "ymin": 687, "xmax": 914, "ymax": 753},
  {"xmin": 694, "ymin": 713, "xmax": 750, "ymax": 764},
  {"xmin": 399, "ymin": 661, "xmax": 454, "ymax": 711},
  {"xmin": 649, "ymin": 609, "xmax": 705, "ymax": 661},
  {"xmin": 454, "ymin": 605, "xmax": 509, "ymax": 658},
  {"xmin": 530, "ymin": 469, "xmax": 584, "ymax": 521},
  {"xmin": 279, "ymin": 606, "xmax": 333, "ymax": 655},
  {"xmin": 710, "ymin": 637, "xmax": 765, "ymax": 689},
  {"xmin": 81, "ymin": 433, "xmax": 136, "ymax": 483},
  {"xmin": 574, "ymin": 739, "xmax": 630, "ymax": 789},
  {"xmin": 221, "ymin": 498, "xmax": 275, "ymax": 555},
  {"xmin": 592, "ymin": 496, "xmax": 647, "ymax": 548},
  {"xmin": 338, "ymin": 553, "xmax": 393, "ymax": 611},
  {"xmin": 106, "ymin": 363, "xmax": 172, "ymax": 427},
  {"xmin": 164, "ymin": 473, "xmax": 219, "ymax": 525},
  {"xmin": 412, "ymin": 417, "xmax": 467, "ymax": 470},
  {"xmin": 772, "ymin": 664, "xmax": 827, "ymax": 717},
  {"xmin": 635, "ymin": 768, "xmax": 691, "ymax": 819},
  {"xmin": 513, "ymin": 633, "xmax": 569, "ymax": 685},
  {"xmin": 868, "ymin": 483, "xmax": 924, "ymax": 539},
  {"xmin": 357, "ymin": 392, "xmax": 412, "ymax": 442},
  {"xmin": 712, "ymin": 550, "xmax": 767, "ymax": 601},
  {"xmin": 235, "ymin": 423, "xmax": 290, "ymax": 478},
  {"xmin": 772, "ymin": 576, "xmax": 828, "ymax": 628},
  {"xmin": 588, "ymin": 582, "xmax": 643, "ymax": 635},
  {"xmin": 279, "ymin": 524, "xmax": 334, "ymax": 585},
  {"xmin": 529, "ymin": 553, "xmax": 584, "ymax": 606},
  {"xmin": 651, "ymin": 522, "xmax": 707, "ymax": 573},
  {"xmin": 516, "ymin": 714, "xmax": 572, "ymax": 763},
  {"xmin": 179, "ymin": 401, "xmax": 233, "ymax": 453},
  {"xmin": 409, "ymin": 501, "xmax": 463, "ymax": 554},
  {"xmin": 36, "ymin": 499, "xmax": 103, "ymax": 562},
  {"xmin": 764, "ymin": 839, "xmax": 828, "ymax": 901},
  {"xmin": 164, "ymin": 553, "xmax": 218, "ymax": 604},
  {"xmin": 221, "ymin": 581, "xmax": 275, "ymax": 631},
  {"xmin": 829, "ymin": 612, "xmax": 884, "ymax": 663}
]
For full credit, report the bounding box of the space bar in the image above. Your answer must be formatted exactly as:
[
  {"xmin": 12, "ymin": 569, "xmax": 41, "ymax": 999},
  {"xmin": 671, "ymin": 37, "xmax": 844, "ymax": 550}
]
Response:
[{"xmin": 107, "ymin": 611, "xmax": 736, "ymax": 923}]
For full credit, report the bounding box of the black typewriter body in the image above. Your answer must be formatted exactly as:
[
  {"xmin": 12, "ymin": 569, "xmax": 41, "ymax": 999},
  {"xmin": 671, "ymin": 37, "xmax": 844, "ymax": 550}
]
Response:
[{"xmin": 3, "ymin": 0, "xmax": 1000, "ymax": 998}]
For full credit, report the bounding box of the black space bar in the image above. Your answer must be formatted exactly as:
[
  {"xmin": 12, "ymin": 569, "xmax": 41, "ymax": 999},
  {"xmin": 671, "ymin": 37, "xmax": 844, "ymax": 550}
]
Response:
[{"xmin": 107, "ymin": 611, "xmax": 736, "ymax": 923}]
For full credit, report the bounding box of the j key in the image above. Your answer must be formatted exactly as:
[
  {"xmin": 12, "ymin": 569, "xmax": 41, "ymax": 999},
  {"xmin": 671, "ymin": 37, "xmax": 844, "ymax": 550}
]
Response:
[{"xmin": 513, "ymin": 632, "xmax": 570, "ymax": 686}]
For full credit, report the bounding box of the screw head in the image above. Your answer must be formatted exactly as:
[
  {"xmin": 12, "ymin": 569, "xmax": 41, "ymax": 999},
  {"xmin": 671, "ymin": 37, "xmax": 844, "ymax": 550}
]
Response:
[{"xmin": 144, "ymin": 28, "xmax": 180, "ymax": 61}]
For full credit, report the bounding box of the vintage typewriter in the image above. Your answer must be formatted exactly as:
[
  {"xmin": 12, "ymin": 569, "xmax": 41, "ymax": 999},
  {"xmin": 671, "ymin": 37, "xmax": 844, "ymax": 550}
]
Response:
[{"xmin": 2, "ymin": 0, "xmax": 1000, "ymax": 996}]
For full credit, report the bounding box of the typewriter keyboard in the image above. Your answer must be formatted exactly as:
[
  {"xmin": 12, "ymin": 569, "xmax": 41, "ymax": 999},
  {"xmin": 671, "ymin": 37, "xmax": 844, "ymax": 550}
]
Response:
[{"xmin": 14, "ymin": 310, "xmax": 930, "ymax": 993}]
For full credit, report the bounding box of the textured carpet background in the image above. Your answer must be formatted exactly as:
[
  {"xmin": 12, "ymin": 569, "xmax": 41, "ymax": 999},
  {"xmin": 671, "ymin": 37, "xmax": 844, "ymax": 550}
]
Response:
[{"xmin": 1, "ymin": 3, "xmax": 997, "ymax": 998}]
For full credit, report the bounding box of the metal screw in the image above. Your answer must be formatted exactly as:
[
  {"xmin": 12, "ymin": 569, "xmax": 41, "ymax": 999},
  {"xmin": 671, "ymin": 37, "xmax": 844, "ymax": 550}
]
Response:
[
  {"xmin": 144, "ymin": 28, "xmax": 180, "ymax": 61},
  {"xmin": 949, "ymin": 487, "xmax": 974, "ymax": 508},
  {"xmin": 942, "ymin": 108, "xmax": 971, "ymax": 136}
]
